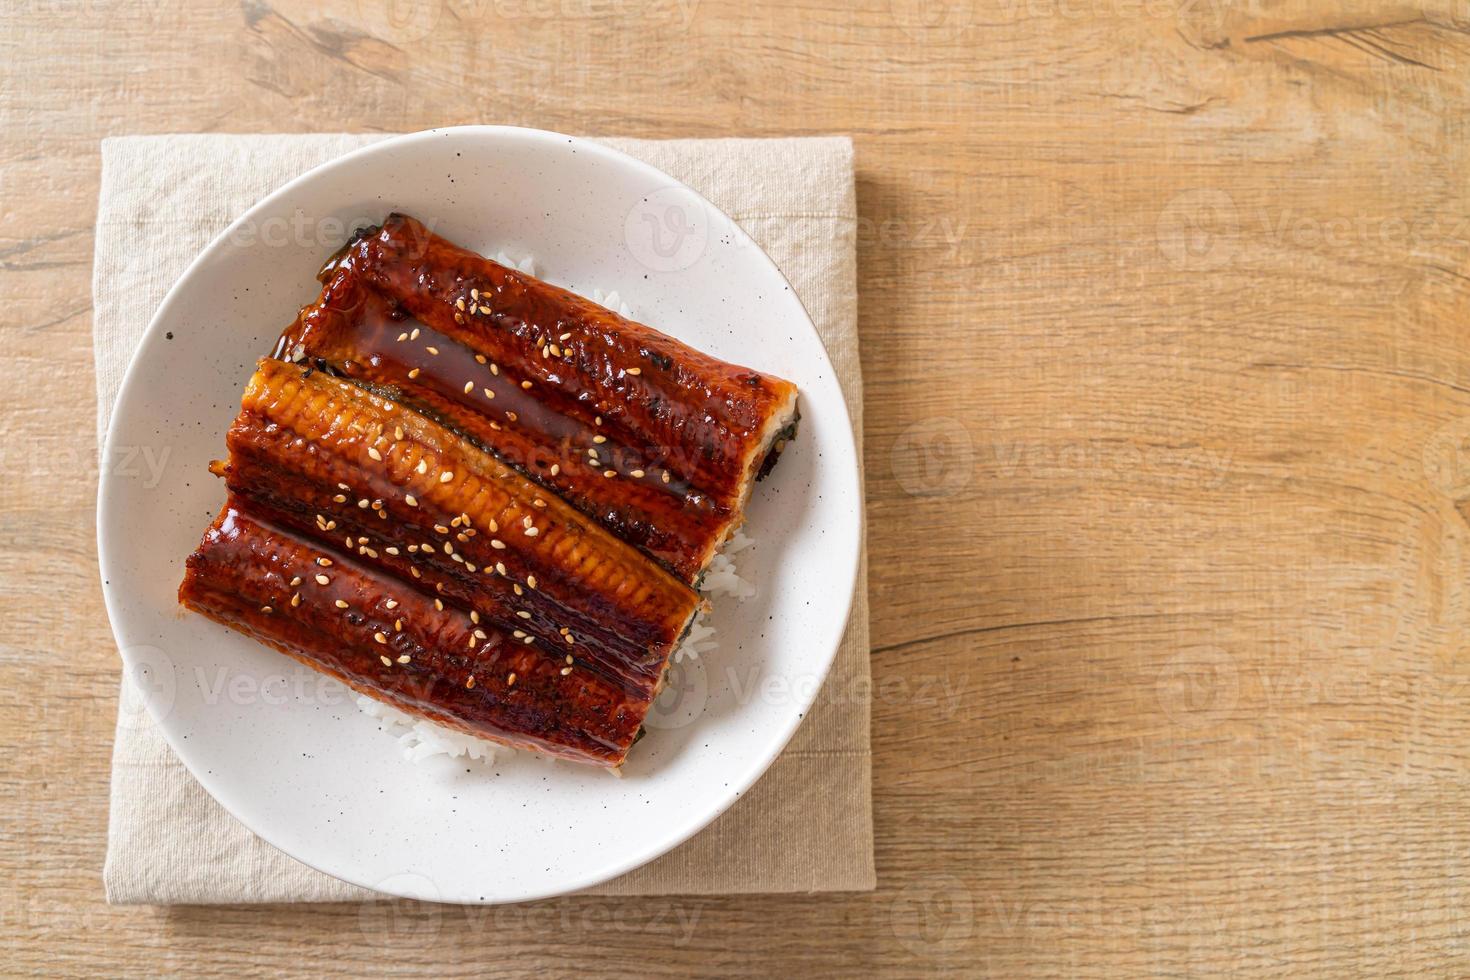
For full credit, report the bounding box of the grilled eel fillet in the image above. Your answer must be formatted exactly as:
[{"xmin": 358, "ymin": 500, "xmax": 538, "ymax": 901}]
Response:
[
  {"xmin": 274, "ymin": 213, "xmax": 800, "ymax": 583},
  {"xmin": 180, "ymin": 358, "xmax": 703, "ymax": 768}
]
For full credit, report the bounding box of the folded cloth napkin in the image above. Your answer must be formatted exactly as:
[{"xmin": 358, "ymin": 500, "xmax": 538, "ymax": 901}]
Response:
[{"xmin": 97, "ymin": 133, "xmax": 871, "ymax": 903}]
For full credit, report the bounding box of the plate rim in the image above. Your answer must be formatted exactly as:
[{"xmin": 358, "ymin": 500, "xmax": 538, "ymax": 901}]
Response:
[{"xmin": 96, "ymin": 125, "xmax": 863, "ymax": 903}]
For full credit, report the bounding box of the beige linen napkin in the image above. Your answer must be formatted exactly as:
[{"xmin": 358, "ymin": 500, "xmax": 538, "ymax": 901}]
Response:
[{"xmin": 97, "ymin": 134, "xmax": 870, "ymax": 903}]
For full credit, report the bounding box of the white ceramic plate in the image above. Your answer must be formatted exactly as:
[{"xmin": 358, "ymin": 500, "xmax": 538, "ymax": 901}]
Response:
[{"xmin": 97, "ymin": 126, "xmax": 860, "ymax": 904}]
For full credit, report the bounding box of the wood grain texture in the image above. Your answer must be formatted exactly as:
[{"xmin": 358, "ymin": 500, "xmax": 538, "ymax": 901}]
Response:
[{"xmin": 4, "ymin": 0, "xmax": 1470, "ymax": 974}]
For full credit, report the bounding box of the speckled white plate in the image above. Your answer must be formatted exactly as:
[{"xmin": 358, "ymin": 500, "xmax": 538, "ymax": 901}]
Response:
[{"xmin": 96, "ymin": 126, "xmax": 860, "ymax": 904}]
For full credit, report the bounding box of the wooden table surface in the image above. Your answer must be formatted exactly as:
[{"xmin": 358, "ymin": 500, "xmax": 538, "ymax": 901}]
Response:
[{"xmin": 5, "ymin": 0, "xmax": 1470, "ymax": 975}]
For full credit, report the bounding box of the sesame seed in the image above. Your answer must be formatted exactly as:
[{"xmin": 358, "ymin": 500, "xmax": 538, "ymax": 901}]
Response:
[
  {"xmin": 522, "ymin": 636, "xmax": 534, "ymax": 644},
  {"xmin": 565, "ymin": 634, "xmax": 575, "ymax": 645},
  {"xmin": 335, "ymin": 599, "xmax": 349, "ymax": 609},
  {"xmin": 260, "ymin": 605, "xmax": 273, "ymax": 614},
  {"xmin": 516, "ymin": 610, "xmax": 531, "ymax": 619},
  {"xmin": 473, "ymin": 629, "xmax": 486, "ymax": 639},
  {"xmin": 380, "ymin": 655, "xmax": 392, "ymax": 667},
  {"xmin": 397, "ymin": 655, "xmax": 411, "ymax": 664},
  {"xmin": 386, "ymin": 599, "xmax": 399, "ymax": 609},
  {"xmin": 315, "ymin": 574, "xmax": 329, "ymax": 585},
  {"xmin": 495, "ymin": 562, "xmax": 507, "ymax": 575},
  {"xmin": 550, "ymin": 464, "xmax": 560, "ymax": 476},
  {"xmin": 520, "ymin": 380, "xmax": 532, "ymax": 390},
  {"xmin": 396, "ymin": 331, "xmax": 408, "ymax": 342},
  {"xmin": 386, "ymin": 546, "xmax": 400, "ymax": 556},
  {"xmin": 662, "ymin": 470, "xmax": 671, "ymax": 483},
  {"xmin": 541, "ymin": 345, "xmax": 549, "ymax": 358},
  {"xmin": 489, "ymin": 520, "xmax": 498, "ymax": 532},
  {"xmin": 407, "ymin": 368, "xmax": 421, "ymax": 379},
  {"xmin": 466, "ymin": 562, "xmax": 477, "ymax": 572},
  {"xmin": 416, "ymin": 459, "xmax": 428, "ymax": 474},
  {"xmin": 479, "ymin": 306, "xmax": 491, "ymax": 315},
  {"xmin": 344, "ymin": 535, "xmax": 353, "ymax": 548},
  {"xmin": 407, "ymin": 544, "xmax": 419, "ymax": 553},
  {"xmin": 434, "ymin": 524, "xmax": 449, "ymax": 534},
  {"xmin": 338, "ymin": 483, "xmax": 350, "ymax": 490},
  {"xmin": 603, "ymin": 470, "xmax": 616, "ymax": 478},
  {"xmin": 470, "ymin": 610, "xmax": 480, "ymax": 623},
  {"xmin": 374, "ymin": 632, "xmax": 388, "ymax": 644},
  {"xmin": 513, "ymin": 584, "xmax": 523, "ymax": 596},
  {"xmin": 631, "ymin": 469, "xmax": 645, "ymax": 478},
  {"xmin": 483, "ymin": 387, "xmax": 495, "ymax": 399},
  {"xmin": 467, "ymin": 674, "xmax": 478, "ymax": 689},
  {"xmin": 410, "ymin": 567, "xmax": 421, "ymax": 578},
  {"xmin": 593, "ymin": 435, "xmax": 607, "ymax": 444},
  {"xmin": 456, "ymin": 298, "xmax": 466, "ymax": 310},
  {"xmin": 565, "ymin": 654, "xmax": 573, "ymax": 665},
  {"xmin": 525, "ymin": 527, "xmax": 539, "ymax": 537},
  {"xmin": 471, "ymin": 288, "xmax": 479, "ymax": 301},
  {"xmin": 440, "ymin": 471, "xmax": 453, "ymax": 483},
  {"xmin": 395, "ymin": 426, "xmax": 405, "ymax": 440},
  {"xmin": 290, "ymin": 576, "xmax": 302, "ymax": 587},
  {"xmin": 426, "ymin": 346, "xmax": 439, "ymax": 355},
  {"xmin": 368, "ymin": 446, "xmax": 382, "ymax": 461},
  {"xmin": 491, "ymin": 539, "xmax": 506, "ymax": 549},
  {"xmin": 505, "ymin": 673, "xmax": 515, "ymax": 687},
  {"xmin": 627, "ymin": 367, "xmax": 641, "ymax": 375},
  {"xmin": 405, "ymin": 495, "xmax": 418, "ymax": 507},
  {"xmin": 410, "ymin": 328, "xmax": 420, "ymax": 340},
  {"xmin": 595, "ymin": 416, "xmax": 602, "ymax": 425},
  {"xmin": 333, "ymin": 494, "xmax": 347, "ymax": 503},
  {"xmin": 513, "ymin": 629, "xmax": 525, "ymax": 638},
  {"xmin": 532, "ymin": 498, "xmax": 546, "ymax": 508},
  {"xmin": 358, "ymin": 498, "xmax": 370, "ymax": 509},
  {"xmin": 549, "ymin": 344, "xmax": 562, "ymax": 357},
  {"xmin": 394, "ymin": 619, "xmax": 403, "ymax": 631},
  {"xmin": 475, "ymin": 354, "xmax": 486, "ymax": 364},
  {"xmin": 559, "ymin": 332, "xmax": 572, "ymax": 341},
  {"xmin": 527, "ymin": 575, "xmax": 537, "ymax": 589},
  {"xmin": 490, "ymin": 363, "xmax": 499, "ymax": 375},
  {"xmin": 434, "ymin": 598, "xmax": 444, "ymax": 611},
  {"xmin": 560, "ymin": 666, "xmax": 572, "ymax": 675}
]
